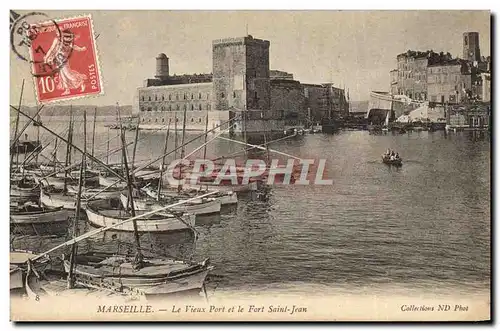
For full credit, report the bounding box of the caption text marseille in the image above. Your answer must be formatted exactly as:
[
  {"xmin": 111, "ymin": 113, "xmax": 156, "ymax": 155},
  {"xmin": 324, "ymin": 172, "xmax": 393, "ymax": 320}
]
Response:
[{"xmin": 97, "ymin": 304, "xmax": 307, "ymax": 315}]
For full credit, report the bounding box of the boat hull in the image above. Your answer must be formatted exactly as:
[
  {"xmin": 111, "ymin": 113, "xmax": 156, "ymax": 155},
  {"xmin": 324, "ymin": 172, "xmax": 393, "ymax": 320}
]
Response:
[
  {"xmin": 382, "ymin": 156, "xmax": 403, "ymax": 167},
  {"xmin": 10, "ymin": 267, "xmax": 24, "ymax": 290},
  {"xmin": 40, "ymin": 190, "xmax": 88, "ymax": 210},
  {"xmin": 85, "ymin": 199, "xmax": 196, "ymax": 232},
  {"xmin": 10, "ymin": 206, "xmax": 71, "ymax": 225},
  {"xmin": 10, "ymin": 186, "xmax": 40, "ymax": 204},
  {"xmin": 121, "ymin": 193, "xmax": 221, "ymax": 216},
  {"xmin": 99, "ymin": 175, "xmax": 128, "ymax": 188},
  {"xmin": 63, "ymin": 254, "xmax": 212, "ymax": 295},
  {"xmin": 67, "ymin": 185, "xmax": 126, "ymax": 199}
]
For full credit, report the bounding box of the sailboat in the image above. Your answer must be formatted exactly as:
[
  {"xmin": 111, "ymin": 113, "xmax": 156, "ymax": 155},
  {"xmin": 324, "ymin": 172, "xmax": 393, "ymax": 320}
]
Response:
[
  {"xmin": 120, "ymin": 190, "xmax": 221, "ymax": 216},
  {"xmin": 60, "ymin": 112, "xmax": 216, "ymax": 297}
]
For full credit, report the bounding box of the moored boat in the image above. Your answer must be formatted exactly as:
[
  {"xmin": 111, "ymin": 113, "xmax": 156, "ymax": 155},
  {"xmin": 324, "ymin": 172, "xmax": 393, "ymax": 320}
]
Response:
[
  {"xmin": 98, "ymin": 174, "xmax": 129, "ymax": 189},
  {"xmin": 66, "ymin": 185, "xmax": 127, "ymax": 199},
  {"xmin": 85, "ymin": 198, "xmax": 196, "ymax": 232},
  {"xmin": 10, "ymin": 177, "xmax": 40, "ymax": 204},
  {"xmin": 120, "ymin": 191, "xmax": 221, "ymax": 216},
  {"xmin": 10, "ymin": 203, "xmax": 72, "ymax": 225},
  {"xmin": 62, "ymin": 251, "xmax": 213, "ymax": 296},
  {"xmin": 40, "ymin": 189, "xmax": 88, "ymax": 210},
  {"xmin": 10, "ymin": 250, "xmax": 50, "ymax": 292}
]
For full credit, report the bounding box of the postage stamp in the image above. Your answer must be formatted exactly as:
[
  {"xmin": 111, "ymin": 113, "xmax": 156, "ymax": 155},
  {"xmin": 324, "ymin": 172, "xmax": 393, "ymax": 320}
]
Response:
[{"xmin": 27, "ymin": 14, "xmax": 103, "ymax": 104}]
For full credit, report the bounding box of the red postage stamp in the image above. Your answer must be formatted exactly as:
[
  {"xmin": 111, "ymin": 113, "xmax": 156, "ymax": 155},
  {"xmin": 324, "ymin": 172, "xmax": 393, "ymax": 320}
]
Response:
[{"xmin": 28, "ymin": 15, "xmax": 103, "ymax": 103}]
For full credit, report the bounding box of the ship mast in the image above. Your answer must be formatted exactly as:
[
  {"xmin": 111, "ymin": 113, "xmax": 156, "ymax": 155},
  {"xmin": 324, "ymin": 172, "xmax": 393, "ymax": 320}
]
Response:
[
  {"xmin": 157, "ymin": 119, "xmax": 171, "ymax": 200},
  {"xmin": 67, "ymin": 110, "xmax": 87, "ymax": 289}
]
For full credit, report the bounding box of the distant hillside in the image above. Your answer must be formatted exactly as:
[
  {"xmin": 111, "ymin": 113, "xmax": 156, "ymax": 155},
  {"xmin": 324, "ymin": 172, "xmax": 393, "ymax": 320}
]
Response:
[
  {"xmin": 10, "ymin": 105, "xmax": 133, "ymax": 117},
  {"xmin": 349, "ymin": 101, "xmax": 369, "ymax": 113}
]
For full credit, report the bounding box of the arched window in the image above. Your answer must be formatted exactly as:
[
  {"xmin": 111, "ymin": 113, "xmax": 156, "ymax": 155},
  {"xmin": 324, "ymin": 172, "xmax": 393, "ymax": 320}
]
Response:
[
  {"xmin": 161, "ymin": 106, "xmax": 165, "ymax": 111},
  {"xmin": 191, "ymin": 118, "xmax": 194, "ymax": 122},
  {"xmin": 169, "ymin": 94, "xmax": 172, "ymax": 100},
  {"xmin": 233, "ymin": 91, "xmax": 236, "ymax": 98},
  {"xmin": 191, "ymin": 104, "xmax": 194, "ymax": 110},
  {"xmin": 162, "ymin": 118, "xmax": 165, "ymax": 122},
  {"xmin": 207, "ymin": 93, "xmax": 209, "ymax": 99},
  {"xmin": 169, "ymin": 105, "xmax": 172, "ymax": 111},
  {"xmin": 155, "ymin": 95, "xmax": 157, "ymax": 101},
  {"xmin": 162, "ymin": 95, "xmax": 164, "ymax": 101},
  {"xmin": 199, "ymin": 104, "xmax": 202, "ymax": 110},
  {"xmin": 176, "ymin": 104, "xmax": 180, "ymax": 111},
  {"xmin": 221, "ymin": 92, "xmax": 225, "ymax": 98},
  {"xmin": 148, "ymin": 96, "xmax": 151, "ymax": 101},
  {"xmin": 184, "ymin": 93, "xmax": 187, "ymax": 100},
  {"xmin": 191, "ymin": 93, "xmax": 194, "ymax": 100},
  {"xmin": 198, "ymin": 118, "xmax": 202, "ymax": 123},
  {"xmin": 141, "ymin": 96, "xmax": 144, "ymax": 101},
  {"xmin": 199, "ymin": 93, "xmax": 202, "ymax": 99},
  {"xmin": 176, "ymin": 118, "xmax": 179, "ymax": 123},
  {"xmin": 183, "ymin": 104, "xmax": 187, "ymax": 110},
  {"xmin": 176, "ymin": 94, "xmax": 179, "ymax": 100},
  {"xmin": 155, "ymin": 118, "xmax": 158, "ymax": 122}
]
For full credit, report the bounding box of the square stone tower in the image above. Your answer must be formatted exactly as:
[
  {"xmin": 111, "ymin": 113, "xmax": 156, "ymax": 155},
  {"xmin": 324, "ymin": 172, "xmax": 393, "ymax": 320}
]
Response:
[
  {"xmin": 463, "ymin": 32, "xmax": 481, "ymax": 62},
  {"xmin": 212, "ymin": 35, "xmax": 271, "ymax": 112}
]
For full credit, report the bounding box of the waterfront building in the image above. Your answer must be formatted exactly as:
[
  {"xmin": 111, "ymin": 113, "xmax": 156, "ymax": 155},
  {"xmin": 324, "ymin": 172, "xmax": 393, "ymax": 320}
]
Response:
[
  {"xmin": 301, "ymin": 83, "xmax": 349, "ymax": 123},
  {"xmin": 135, "ymin": 35, "xmax": 348, "ymax": 133},
  {"xmin": 427, "ymin": 59, "xmax": 472, "ymax": 104},
  {"xmin": 271, "ymin": 77, "xmax": 305, "ymax": 127},
  {"xmin": 480, "ymin": 73, "xmax": 491, "ymax": 102},
  {"xmin": 393, "ymin": 50, "xmax": 443, "ymax": 101},
  {"xmin": 368, "ymin": 31, "xmax": 490, "ymax": 125}
]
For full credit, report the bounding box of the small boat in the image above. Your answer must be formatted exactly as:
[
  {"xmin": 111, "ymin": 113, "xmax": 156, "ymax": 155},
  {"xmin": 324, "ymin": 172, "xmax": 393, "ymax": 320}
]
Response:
[
  {"xmin": 40, "ymin": 188, "xmax": 91, "ymax": 210},
  {"xmin": 62, "ymin": 251, "xmax": 213, "ymax": 297},
  {"xmin": 10, "ymin": 177, "xmax": 40, "ymax": 204},
  {"xmin": 162, "ymin": 188, "xmax": 238, "ymax": 206},
  {"xmin": 382, "ymin": 155, "xmax": 403, "ymax": 167},
  {"xmin": 120, "ymin": 191, "xmax": 221, "ymax": 216},
  {"xmin": 85, "ymin": 198, "xmax": 196, "ymax": 232},
  {"xmin": 98, "ymin": 174, "xmax": 129, "ymax": 189},
  {"xmin": 10, "ymin": 140, "xmax": 42, "ymax": 154},
  {"xmin": 33, "ymin": 175, "xmax": 67, "ymax": 190},
  {"xmin": 10, "ymin": 203, "xmax": 71, "ymax": 225},
  {"xmin": 10, "ymin": 250, "xmax": 50, "ymax": 292},
  {"xmin": 66, "ymin": 185, "xmax": 127, "ymax": 199}
]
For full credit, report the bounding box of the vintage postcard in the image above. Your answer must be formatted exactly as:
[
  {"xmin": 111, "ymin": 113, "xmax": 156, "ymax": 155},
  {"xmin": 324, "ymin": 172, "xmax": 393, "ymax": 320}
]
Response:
[{"xmin": 9, "ymin": 10, "xmax": 491, "ymax": 322}]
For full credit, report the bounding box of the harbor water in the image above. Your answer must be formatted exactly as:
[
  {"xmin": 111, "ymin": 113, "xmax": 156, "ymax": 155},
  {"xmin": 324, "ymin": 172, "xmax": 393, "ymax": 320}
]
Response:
[{"xmin": 11, "ymin": 116, "xmax": 491, "ymax": 299}]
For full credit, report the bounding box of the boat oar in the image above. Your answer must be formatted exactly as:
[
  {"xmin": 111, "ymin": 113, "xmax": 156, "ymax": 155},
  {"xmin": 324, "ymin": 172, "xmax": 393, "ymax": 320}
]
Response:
[{"xmin": 30, "ymin": 190, "xmax": 219, "ymax": 262}]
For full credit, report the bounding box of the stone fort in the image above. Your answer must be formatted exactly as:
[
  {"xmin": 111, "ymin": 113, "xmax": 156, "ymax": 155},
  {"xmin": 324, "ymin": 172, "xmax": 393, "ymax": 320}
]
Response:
[{"xmin": 134, "ymin": 35, "xmax": 348, "ymax": 133}]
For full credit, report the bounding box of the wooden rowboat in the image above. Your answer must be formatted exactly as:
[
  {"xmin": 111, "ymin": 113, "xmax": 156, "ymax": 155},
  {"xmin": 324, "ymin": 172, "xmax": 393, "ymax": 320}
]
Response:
[
  {"xmin": 156, "ymin": 187, "xmax": 238, "ymax": 206},
  {"xmin": 62, "ymin": 251, "xmax": 213, "ymax": 296},
  {"xmin": 85, "ymin": 198, "xmax": 196, "ymax": 232},
  {"xmin": 10, "ymin": 178, "xmax": 40, "ymax": 204},
  {"xmin": 98, "ymin": 174, "xmax": 129, "ymax": 189},
  {"xmin": 382, "ymin": 155, "xmax": 403, "ymax": 167},
  {"xmin": 122, "ymin": 191, "xmax": 221, "ymax": 216},
  {"xmin": 66, "ymin": 185, "xmax": 127, "ymax": 199},
  {"xmin": 10, "ymin": 203, "xmax": 71, "ymax": 225}
]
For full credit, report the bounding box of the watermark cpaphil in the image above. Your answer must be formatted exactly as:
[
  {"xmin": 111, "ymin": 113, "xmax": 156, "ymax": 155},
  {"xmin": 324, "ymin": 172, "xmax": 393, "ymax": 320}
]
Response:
[{"xmin": 161, "ymin": 158, "xmax": 333, "ymax": 187}]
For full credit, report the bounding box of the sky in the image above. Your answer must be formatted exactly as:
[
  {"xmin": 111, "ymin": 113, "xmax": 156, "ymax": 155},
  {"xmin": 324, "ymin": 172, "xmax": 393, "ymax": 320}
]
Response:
[{"xmin": 10, "ymin": 10, "xmax": 491, "ymax": 106}]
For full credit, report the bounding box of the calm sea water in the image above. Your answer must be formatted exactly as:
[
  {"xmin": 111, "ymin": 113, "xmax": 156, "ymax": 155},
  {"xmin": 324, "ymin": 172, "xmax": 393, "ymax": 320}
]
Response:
[{"xmin": 11, "ymin": 116, "xmax": 491, "ymax": 297}]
